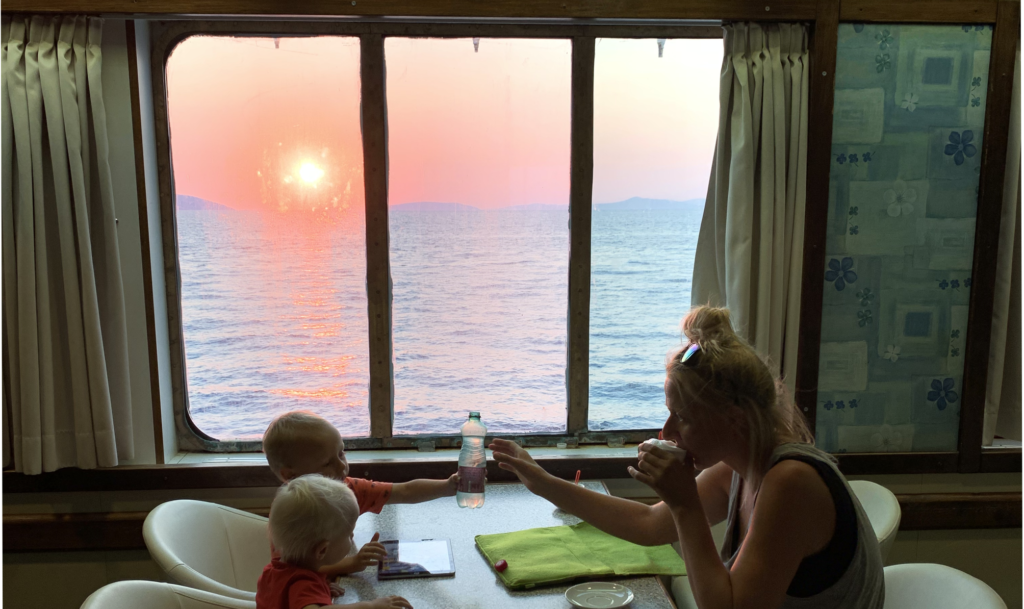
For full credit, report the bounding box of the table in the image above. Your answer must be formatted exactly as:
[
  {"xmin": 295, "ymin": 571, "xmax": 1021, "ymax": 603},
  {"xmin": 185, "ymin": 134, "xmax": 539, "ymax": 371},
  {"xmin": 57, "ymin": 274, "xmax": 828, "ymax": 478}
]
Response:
[{"xmin": 335, "ymin": 481, "xmax": 678, "ymax": 609}]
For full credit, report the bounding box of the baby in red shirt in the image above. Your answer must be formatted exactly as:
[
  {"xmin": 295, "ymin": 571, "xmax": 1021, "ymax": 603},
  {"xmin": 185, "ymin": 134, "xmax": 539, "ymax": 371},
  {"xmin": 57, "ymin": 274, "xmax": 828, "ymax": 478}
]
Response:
[
  {"xmin": 257, "ymin": 474, "xmax": 412, "ymax": 609},
  {"xmin": 263, "ymin": 411, "xmax": 459, "ymax": 577}
]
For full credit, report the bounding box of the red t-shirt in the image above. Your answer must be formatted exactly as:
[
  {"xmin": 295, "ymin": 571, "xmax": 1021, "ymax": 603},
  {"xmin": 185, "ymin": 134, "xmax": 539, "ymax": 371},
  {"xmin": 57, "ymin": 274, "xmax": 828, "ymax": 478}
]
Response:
[
  {"xmin": 345, "ymin": 476, "xmax": 392, "ymax": 515},
  {"xmin": 256, "ymin": 559, "xmax": 332, "ymax": 609}
]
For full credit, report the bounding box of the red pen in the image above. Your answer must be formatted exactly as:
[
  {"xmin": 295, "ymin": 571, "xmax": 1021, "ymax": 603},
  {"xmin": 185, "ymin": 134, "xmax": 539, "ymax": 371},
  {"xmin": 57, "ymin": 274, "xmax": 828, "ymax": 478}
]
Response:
[{"xmin": 574, "ymin": 469, "xmax": 581, "ymax": 485}]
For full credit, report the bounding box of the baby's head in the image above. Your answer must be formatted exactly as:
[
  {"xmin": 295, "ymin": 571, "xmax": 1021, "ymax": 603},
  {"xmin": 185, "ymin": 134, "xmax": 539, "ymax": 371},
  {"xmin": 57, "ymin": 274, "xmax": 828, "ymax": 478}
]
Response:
[
  {"xmin": 263, "ymin": 411, "xmax": 349, "ymax": 483},
  {"xmin": 269, "ymin": 474, "xmax": 358, "ymax": 569}
]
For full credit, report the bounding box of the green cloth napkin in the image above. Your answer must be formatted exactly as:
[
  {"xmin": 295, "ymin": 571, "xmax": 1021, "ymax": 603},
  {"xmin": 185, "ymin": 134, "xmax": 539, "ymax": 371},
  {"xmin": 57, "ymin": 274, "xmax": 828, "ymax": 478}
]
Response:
[{"xmin": 475, "ymin": 522, "xmax": 685, "ymax": 590}]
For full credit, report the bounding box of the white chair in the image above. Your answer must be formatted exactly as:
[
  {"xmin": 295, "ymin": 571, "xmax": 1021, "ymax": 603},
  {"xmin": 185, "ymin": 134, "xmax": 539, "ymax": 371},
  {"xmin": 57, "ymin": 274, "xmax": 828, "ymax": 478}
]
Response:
[
  {"xmin": 849, "ymin": 480, "xmax": 901, "ymax": 562},
  {"xmin": 81, "ymin": 580, "xmax": 255, "ymax": 609},
  {"xmin": 884, "ymin": 563, "xmax": 1007, "ymax": 609},
  {"xmin": 143, "ymin": 500, "xmax": 271, "ymax": 601}
]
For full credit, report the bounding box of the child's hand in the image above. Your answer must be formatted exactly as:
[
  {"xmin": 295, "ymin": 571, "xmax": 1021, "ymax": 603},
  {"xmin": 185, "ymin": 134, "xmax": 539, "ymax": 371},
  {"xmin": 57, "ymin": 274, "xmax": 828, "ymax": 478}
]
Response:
[
  {"xmin": 444, "ymin": 472, "xmax": 459, "ymax": 497},
  {"xmin": 349, "ymin": 533, "xmax": 388, "ymax": 573},
  {"xmin": 368, "ymin": 596, "xmax": 413, "ymax": 609},
  {"xmin": 329, "ymin": 580, "xmax": 346, "ymax": 598}
]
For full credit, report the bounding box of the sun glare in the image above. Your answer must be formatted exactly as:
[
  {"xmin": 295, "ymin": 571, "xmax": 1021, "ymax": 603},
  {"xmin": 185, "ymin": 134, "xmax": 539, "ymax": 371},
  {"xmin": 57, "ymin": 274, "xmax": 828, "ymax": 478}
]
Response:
[{"xmin": 299, "ymin": 162, "xmax": 325, "ymax": 184}]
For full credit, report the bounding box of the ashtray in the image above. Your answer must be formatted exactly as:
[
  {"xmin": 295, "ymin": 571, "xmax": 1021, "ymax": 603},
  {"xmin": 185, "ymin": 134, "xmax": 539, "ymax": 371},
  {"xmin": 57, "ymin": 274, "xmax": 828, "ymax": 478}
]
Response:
[{"xmin": 564, "ymin": 582, "xmax": 634, "ymax": 608}]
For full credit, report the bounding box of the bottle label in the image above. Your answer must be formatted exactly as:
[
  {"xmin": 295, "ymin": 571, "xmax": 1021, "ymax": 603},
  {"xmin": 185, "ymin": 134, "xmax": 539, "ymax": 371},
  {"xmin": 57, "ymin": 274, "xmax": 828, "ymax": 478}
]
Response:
[{"xmin": 457, "ymin": 466, "xmax": 486, "ymax": 493}]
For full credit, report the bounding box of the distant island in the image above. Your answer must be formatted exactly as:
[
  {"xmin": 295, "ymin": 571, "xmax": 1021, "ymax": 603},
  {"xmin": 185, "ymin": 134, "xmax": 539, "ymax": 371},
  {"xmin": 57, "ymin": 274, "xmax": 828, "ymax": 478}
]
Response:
[
  {"xmin": 390, "ymin": 197, "xmax": 704, "ymax": 211},
  {"xmin": 595, "ymin": 197, "xmax": 705, "ymax": 210},
  {"xmin": 177, "ymin": 194, "xmax": 233, "ymax": 211},
  {"xmin": 390, "ymin": 202, "xmax": 479, "ymax": 212}
]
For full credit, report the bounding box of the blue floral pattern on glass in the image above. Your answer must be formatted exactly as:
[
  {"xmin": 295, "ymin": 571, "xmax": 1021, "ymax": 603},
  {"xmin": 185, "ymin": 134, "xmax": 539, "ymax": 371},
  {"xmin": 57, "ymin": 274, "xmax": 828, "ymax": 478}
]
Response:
[
  {"xmin": 927, "ymin": 378, "xmax": 959, "ymax": 411},
  {"xmin": 944, "ymin": 130, "xmax": 978, "ymax": 166},
  {"xmin": 825, "ymin": 257, "xmax": 858, "ymax": 291}
]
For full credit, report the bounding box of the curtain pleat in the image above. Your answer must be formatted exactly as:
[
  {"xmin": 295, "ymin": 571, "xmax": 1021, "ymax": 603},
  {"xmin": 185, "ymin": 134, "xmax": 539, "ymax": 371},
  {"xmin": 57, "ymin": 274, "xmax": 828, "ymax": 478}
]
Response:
[
  {"xmin": 983, "ymin": 47, "xmax": 1022, "ymax": 445},
  {"xmin": 691, "ymin": 23, "xmax": 809, "ymax": 389},
  {"xmin": 1, "ymin": 15, "xmax": 132, "ymax": 473},
  {"xmin": 2, "ymin": 18, "xmax": 16, "ymax": 469},
  {"xmin": 1, "ymin": 362, "xmax": 8, "ymax": 470}
]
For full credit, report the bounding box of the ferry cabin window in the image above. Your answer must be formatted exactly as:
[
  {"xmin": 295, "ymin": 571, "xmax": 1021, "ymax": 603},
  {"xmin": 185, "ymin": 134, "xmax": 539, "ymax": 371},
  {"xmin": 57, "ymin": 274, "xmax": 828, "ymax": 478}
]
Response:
[
  {"xmin": 167, "ymin": 36, "xmax": 370, "ymax": 440},
  {"xmin": 164, "ymin": 33, "xmax": 720, "ymax": 447},
  {"xmin": 589, "ymin": 38, "xmax": 721, "ymax": 431}
]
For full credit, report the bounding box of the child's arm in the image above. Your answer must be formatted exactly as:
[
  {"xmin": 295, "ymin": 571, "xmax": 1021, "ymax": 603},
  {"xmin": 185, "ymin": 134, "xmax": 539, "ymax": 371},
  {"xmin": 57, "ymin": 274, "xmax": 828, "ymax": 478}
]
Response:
[
  {"xmin": 387, "ymin": 473, "xmax": 459, "ymax": 504},
  {"xmin": 325, "ymin": 597, "xmax": 413, "ymax": 608}
]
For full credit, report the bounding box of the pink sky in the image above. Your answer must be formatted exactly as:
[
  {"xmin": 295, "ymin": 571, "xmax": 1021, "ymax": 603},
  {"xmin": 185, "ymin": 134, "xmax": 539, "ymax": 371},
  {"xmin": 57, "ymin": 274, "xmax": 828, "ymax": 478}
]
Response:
[{"xmin": 167, "ymin": 36, "xmax": 721, "ymax": 211}]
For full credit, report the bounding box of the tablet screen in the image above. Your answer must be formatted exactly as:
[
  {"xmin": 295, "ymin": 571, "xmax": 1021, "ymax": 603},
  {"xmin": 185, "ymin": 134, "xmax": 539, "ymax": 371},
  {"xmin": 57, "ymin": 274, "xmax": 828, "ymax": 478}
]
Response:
[{"xmin": 378, "ymin": 539, "xmax": 455, "ymax": 579}]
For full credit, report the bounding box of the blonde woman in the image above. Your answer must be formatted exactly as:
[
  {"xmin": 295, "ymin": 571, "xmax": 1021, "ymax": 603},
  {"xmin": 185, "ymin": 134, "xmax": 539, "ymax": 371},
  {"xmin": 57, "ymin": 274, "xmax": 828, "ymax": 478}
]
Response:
[{"xmin": 490, "ymin": 306, "xmax": 884, "ymax": 609}]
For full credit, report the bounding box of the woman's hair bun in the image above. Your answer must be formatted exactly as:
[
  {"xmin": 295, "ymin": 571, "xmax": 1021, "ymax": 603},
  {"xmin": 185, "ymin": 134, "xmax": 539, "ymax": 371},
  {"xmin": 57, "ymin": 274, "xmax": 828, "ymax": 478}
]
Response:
[{"xmin": 681, "ymin": 306, "xmax": 737, "ymax": 359}]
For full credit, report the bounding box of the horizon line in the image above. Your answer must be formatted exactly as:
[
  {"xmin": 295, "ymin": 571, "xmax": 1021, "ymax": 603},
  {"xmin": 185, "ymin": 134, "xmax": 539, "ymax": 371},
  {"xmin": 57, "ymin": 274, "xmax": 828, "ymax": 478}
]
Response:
[{"xmin": 177, "ymin": 193, "xmax": 706, "ymax": 211}]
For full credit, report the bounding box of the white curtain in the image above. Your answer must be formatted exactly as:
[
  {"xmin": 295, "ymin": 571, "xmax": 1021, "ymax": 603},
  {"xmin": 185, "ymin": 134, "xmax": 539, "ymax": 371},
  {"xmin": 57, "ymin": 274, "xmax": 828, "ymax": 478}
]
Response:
[
  {"xmin": 691, "ymin": 23, "xmax": 809, "ymax": 389},
  {"xmin": 983, "ymin": 47, "xmax": 1022, "ymax": 446},
  {"xmin": 2, "ymin": 15, "xmax": 133, "ymax": 473}
]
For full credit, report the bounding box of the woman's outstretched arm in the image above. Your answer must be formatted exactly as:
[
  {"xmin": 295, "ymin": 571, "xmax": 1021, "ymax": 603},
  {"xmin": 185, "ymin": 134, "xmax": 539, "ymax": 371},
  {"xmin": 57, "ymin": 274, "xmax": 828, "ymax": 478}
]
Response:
[{"xmin": 489, "ymin": 439, "xmax": 732, "ymax": 546}]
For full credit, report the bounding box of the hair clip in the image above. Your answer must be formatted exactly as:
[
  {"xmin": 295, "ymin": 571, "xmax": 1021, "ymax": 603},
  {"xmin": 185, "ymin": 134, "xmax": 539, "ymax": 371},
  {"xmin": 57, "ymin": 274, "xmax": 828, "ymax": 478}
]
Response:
[{"xmin": 681, "ymin": 343, "xmax": 700, "ymax": 364}]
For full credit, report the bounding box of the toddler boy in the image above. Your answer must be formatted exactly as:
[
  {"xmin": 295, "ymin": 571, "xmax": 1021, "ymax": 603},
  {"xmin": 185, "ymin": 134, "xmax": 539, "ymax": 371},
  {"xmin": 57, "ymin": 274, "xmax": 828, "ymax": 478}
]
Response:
[{"xmin": 256, "ymin": 474, "xmax": 412, "ymax": 609}]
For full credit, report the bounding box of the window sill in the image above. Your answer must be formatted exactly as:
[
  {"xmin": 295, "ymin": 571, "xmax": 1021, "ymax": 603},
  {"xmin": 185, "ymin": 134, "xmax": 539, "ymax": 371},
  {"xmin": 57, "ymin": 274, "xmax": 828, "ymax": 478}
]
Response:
[
  {"xmin": 3, "ymin": 445, "xmax": 643, "ymax": 493},
  {"xmin": 167, "ymin": 444, "xmax": 639, "ymax": 464}
]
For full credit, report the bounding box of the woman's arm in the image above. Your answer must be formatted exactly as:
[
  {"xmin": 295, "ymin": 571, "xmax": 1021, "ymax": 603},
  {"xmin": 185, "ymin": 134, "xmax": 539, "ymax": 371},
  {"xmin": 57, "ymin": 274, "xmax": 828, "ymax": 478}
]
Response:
[
  {"xmin": 489, "ymin": 439, "xmax": 732, "ymax": 546},
  {"xmin": 634, "ymin": 450, "xmax": 835, "ymax": 609}
]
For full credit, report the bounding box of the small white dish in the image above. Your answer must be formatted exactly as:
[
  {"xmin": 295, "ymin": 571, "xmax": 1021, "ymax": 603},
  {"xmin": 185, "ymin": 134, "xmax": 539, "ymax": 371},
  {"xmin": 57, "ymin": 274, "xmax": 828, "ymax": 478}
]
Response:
[{"xmin": 564, "ymin": 582, "xmax": 634, "ymax": 608}]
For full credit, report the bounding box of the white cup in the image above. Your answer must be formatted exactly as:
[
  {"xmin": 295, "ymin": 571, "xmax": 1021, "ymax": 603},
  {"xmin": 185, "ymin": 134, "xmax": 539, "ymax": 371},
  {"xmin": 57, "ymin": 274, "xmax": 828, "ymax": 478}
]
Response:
[{"xmin": 640, "ymin": 438, "xmax": 688, "ymax": 461}]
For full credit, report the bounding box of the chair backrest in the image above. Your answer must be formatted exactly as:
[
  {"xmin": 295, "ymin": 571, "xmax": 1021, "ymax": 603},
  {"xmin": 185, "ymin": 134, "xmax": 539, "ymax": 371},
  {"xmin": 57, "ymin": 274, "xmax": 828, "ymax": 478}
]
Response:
[
  {"xmin": 80, "ymin": 580, "xmax": 256, "ymax": 609},
  {"xmin": 143, "ymin": 500, "xmax": 271, "ymax": 601},
  {"xmin": 884, "ymin": 563, "xmax": 1007, "ymax": 609},
  {"xmin": 849, "ymin": 480, "xmax": 901, "ymax": 562}
]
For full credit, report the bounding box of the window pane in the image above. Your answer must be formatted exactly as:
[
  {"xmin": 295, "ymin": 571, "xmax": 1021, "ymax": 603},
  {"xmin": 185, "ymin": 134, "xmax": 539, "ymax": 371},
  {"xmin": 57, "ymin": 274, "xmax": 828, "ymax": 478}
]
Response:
[
  {"xmin": 589, "ymin": 38, "xmax": 721, "ymax": 430},
  {"xmin": 167, "ymin": 36, "xmax": 368, "ymax": 440},
  {"xmin": 385, "ymin": 38, "xmax": 571, "ymax": 435}
]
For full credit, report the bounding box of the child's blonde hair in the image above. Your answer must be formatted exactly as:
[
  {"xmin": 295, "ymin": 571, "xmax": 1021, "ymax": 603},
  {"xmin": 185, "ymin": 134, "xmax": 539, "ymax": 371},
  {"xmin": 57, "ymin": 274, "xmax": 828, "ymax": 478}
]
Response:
[
  {"xmin": 269, "ymin": 474, "xmax": 358, "ymax": 565},
  {"xmin": 263, "ymin": 411, "xmax": 335, "ymax": 473},
  {"xmin": 666, "ymin": 305, "xmax": 813, "ymax": 490}
]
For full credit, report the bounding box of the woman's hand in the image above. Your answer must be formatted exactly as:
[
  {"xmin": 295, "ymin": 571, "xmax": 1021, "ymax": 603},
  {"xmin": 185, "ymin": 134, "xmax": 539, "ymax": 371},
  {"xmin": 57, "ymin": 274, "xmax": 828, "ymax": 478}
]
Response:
[
  {"xmin": 628, "ymin": 444, "xmax": 700, "ymax": 510},
  {"xmin": 488, "ymin": 439, "xmax": 552, "ymax": 494}
]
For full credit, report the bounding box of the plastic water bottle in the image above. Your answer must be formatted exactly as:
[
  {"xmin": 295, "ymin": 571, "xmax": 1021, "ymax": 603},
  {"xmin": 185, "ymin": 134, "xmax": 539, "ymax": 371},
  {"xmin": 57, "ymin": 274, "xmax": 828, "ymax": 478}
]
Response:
[{"xmin": 457, "ymin": 412, "xmax": 487, "ymax": 508}]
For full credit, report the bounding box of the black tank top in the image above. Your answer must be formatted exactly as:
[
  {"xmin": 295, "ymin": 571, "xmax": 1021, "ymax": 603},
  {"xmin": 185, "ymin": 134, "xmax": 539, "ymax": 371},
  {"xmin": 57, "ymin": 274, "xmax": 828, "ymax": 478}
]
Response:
[{"xmin": 730, "ymin": 455, "xmax": 859, "ymax": 597}]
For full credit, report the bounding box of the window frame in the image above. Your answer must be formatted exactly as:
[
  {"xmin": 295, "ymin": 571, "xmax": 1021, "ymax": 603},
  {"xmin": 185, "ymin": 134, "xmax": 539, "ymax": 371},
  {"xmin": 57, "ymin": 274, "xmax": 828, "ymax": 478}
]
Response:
[
  {"xmin": 149, "ymin": 19, "xmax": 724, "ymax": 452},
  {"xmin": 146, "ymin": 15, "xmax": 1021, "ymax": 476}
]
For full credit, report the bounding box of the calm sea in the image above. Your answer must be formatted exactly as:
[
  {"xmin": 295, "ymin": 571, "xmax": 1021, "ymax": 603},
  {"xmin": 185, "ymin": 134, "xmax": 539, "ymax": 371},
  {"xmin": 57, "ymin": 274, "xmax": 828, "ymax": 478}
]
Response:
[{"xmin": 178, "ymin": 206, "xmax": 701, "ymax": 440}]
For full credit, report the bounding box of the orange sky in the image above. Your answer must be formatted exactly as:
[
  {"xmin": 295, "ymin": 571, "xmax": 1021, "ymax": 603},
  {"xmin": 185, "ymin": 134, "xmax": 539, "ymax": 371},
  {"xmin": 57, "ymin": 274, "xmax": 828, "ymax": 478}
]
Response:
[{"xmin": 167, "ymin": 35, "xmax": 721, "ymax": 211}]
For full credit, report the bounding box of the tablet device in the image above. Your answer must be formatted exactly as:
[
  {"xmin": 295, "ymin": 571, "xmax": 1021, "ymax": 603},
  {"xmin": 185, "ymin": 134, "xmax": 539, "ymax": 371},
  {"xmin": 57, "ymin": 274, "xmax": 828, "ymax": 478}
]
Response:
[{"xmin": 377, "ymin": 539, "xmax": 456, "ymax": 580}]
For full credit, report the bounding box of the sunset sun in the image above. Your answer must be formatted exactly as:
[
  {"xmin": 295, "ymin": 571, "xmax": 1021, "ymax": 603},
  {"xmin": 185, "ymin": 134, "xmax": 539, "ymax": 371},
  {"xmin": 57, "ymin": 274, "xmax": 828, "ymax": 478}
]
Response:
[{"xmin": 299, "ymin": 162, "xmax": 324, "ymax": 184}]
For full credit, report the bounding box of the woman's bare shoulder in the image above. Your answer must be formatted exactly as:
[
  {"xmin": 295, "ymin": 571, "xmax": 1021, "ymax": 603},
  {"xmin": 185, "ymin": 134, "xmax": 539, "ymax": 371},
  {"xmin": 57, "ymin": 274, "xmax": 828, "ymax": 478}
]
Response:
[{"xmin": 756, "ymin": 460, "xmax": 835, "ymax": 550}]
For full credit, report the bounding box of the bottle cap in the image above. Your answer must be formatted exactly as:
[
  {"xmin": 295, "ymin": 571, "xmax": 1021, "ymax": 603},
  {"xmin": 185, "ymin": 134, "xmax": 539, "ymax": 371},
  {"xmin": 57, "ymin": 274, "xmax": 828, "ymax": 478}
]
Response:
[{"xmin": 469, "ymin": 411, "xmax": 481, "ymax": 418}]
